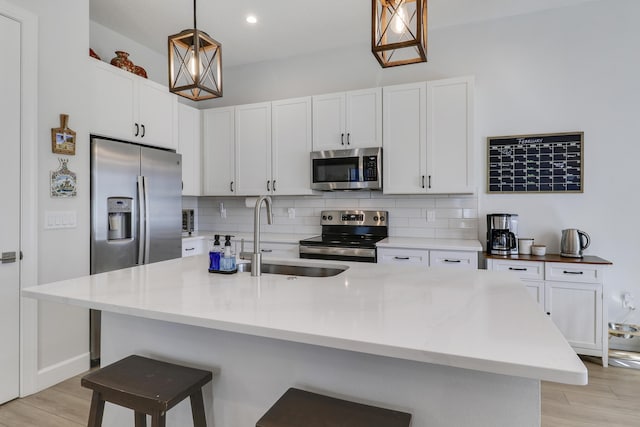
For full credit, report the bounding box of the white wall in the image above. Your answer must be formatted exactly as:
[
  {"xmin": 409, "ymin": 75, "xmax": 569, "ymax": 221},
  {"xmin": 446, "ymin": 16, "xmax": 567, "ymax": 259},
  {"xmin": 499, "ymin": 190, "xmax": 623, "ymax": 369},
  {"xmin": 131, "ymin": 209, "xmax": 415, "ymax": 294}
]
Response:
[
  {"xmin": 18, "ymin": 0, "xmax": 91, "ymax": 390},
  {"xmin": 195, "ymin": 1, "xmax": 640, "ymax": 348}
]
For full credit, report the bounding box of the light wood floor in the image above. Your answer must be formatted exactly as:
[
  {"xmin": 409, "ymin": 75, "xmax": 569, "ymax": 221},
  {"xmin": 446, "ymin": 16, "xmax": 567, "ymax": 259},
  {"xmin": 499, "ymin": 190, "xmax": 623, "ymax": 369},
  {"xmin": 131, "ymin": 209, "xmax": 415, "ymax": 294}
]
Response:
[{"xmin": 1, "ymin": 357, "xmax": 639, "ymax": 426}]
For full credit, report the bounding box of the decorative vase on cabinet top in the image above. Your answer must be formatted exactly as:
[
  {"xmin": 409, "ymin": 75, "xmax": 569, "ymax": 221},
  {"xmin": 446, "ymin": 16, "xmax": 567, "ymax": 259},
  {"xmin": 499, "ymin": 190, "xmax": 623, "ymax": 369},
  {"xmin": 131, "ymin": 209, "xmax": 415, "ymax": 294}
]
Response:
[{"xmin": 110, "ymin": 51, "xmax": 135, "ymax": 73}]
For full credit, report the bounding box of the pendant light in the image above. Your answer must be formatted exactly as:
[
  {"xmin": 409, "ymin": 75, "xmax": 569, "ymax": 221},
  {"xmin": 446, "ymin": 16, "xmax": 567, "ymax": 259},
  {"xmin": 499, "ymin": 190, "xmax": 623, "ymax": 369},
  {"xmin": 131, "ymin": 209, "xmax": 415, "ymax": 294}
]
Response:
[
  {"xmin": 168, "ymin": 0, "xmax": 222, "ymax": 100},
  {"xmin": 371, "ymin": 0, "xmax": 427, "ymax": 68}
]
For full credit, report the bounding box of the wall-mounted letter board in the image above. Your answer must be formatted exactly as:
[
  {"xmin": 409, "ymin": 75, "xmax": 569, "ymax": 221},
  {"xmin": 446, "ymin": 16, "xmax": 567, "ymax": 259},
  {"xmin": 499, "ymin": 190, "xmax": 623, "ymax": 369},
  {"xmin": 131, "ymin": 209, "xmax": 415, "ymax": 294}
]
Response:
[{"xmin": 487, "ymin": 132, "xmax": 583, "ymax": 193}]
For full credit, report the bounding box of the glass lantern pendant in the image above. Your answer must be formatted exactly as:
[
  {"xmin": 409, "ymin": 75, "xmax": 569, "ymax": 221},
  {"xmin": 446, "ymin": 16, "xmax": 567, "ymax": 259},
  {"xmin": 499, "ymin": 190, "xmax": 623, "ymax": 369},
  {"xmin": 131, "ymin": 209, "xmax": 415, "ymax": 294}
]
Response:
[
  {"xmin": 168, "ymin": 0, "xmax": 222, "ymax": 100},
  {"xmin": 372, "ymin": 0, "xmax": 427, "ymax": 68}
]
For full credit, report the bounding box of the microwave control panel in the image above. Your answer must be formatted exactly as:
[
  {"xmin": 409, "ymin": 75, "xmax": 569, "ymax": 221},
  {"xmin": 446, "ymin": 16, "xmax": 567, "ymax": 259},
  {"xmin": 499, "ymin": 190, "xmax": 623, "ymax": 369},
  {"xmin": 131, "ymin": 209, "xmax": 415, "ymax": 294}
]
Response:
[{"xmin": 363, "ymin": 155, "xmax": 378, "ymax": 181}]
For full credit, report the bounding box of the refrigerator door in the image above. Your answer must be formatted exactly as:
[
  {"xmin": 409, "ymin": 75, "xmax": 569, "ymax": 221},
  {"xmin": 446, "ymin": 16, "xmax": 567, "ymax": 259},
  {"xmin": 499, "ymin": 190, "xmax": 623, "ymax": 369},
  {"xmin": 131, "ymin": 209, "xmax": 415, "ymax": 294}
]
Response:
[
  {"xmin": 140, "ymin": 146, "xmax": 182, "ymax": 263},
  {"xmin": 91, "ymin": 138, "xmax": 141, "ymax": 274}
]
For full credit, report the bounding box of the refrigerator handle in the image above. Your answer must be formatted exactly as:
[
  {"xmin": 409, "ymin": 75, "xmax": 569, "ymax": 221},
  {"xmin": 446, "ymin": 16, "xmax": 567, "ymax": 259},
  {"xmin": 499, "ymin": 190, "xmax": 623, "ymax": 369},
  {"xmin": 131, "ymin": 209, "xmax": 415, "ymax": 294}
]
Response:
[
  {"xmin": 137, "ymin": 176, "xmax": 146, "ymax": 265},
  {"xmin": 142, "ymin": 176, "xmax": 151, "ymax": 264}
]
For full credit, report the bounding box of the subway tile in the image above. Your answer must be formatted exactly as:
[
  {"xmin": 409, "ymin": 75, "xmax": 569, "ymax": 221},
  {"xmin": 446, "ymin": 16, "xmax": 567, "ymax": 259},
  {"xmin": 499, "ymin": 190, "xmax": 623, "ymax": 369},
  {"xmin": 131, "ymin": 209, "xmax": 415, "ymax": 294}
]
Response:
[
  {"xmin": 325, "ymin": 199, "xmax": 362, "ymax": 208},
  {"xmin": 389, "ymin": 227, "xmax": 436, "ymax": 238},
  {"xmin": 359, "ymin": 199, "xmax": 396, "ymax": 208},
  {"xmin": 435, "ymin": 208, "xmax": 463, "ymax": 219},
  {"xmin": 435, "ymin": 228, "xmax": 478, "ymax": 239},
  {"xmin": 448, "ymin": 219, "xmax": 479, "ymax": 230},
  {"xmin": 293, "ymin": 198, "xmax": 326, "ymax": 208},
  {"xmin": 389, "ymin": 208, "xmax": 422, "ymax": 218},
  {"xmin": 435, "ymin": 197, "xmax": 477, "ymax": 209},
  {"xmin": 463, "ymin": 208, "xmax": 478, "ymax": 219},
  {"xmin": 395, "ymin": 198, "xmax": 436, "ymax": 208}
]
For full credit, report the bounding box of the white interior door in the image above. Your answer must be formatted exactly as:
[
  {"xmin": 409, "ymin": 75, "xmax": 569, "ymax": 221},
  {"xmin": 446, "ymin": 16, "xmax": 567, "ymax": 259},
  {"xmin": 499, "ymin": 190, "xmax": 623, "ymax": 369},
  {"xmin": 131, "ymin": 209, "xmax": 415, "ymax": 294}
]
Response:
[{"xmin": 0, "ymin": 12, "xmax": 21, "ymax": 404}]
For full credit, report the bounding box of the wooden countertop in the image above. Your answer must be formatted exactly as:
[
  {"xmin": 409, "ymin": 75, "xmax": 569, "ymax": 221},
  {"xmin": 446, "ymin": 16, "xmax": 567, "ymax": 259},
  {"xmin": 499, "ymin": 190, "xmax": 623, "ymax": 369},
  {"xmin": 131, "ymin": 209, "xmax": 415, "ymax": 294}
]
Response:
[{"xmin": 484, "ymin": 253, "xmax": 612, "ymax": 265}]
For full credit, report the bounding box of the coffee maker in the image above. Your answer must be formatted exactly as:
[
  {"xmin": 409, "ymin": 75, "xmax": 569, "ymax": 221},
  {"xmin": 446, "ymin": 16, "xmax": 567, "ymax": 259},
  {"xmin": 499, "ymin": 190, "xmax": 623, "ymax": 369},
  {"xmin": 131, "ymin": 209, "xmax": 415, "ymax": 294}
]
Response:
[{"xmin": 486, "ymin": 213, "xmax": 519, "ymax": 256}]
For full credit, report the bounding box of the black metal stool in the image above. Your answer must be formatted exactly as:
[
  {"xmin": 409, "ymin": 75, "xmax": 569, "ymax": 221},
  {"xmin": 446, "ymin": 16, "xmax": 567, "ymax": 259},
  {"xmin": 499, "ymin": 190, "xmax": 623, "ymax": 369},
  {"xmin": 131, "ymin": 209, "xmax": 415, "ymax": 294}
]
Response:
[
  {"xmin": 256, "ymin": 387, "xmax": 411, "ymax": 427},
  {"xmin": 81, "ymin": 355, "xmax": 213, "ymax": 427}
]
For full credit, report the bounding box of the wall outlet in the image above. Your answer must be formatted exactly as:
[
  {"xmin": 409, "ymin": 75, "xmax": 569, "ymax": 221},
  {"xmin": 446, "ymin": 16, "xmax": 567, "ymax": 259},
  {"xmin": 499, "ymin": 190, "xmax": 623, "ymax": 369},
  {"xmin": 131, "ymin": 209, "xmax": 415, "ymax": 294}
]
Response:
[
  {"xmin": 288, "ymin": 208, "xmax": 296, "ymax": 219},
  {"xmin": 426, "ymin": 210, "xmax": 436, "ymax": 223}
]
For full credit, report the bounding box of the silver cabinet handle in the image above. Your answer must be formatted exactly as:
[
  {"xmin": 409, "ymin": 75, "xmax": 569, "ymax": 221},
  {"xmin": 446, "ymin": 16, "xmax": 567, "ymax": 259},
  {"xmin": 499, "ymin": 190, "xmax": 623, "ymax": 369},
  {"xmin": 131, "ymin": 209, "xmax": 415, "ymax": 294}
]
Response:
[{"xmin": 1, "ymin": 252, "xmax": 16, "ymax": 264}]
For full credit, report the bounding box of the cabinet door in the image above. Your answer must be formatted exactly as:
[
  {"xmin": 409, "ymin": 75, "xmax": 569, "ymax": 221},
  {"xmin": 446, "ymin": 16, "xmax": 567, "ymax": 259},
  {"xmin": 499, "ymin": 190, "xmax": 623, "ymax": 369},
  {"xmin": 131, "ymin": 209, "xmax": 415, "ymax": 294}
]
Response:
[
  {"xmin": 178, "ymin": 104, "xmax": 201, "ymax": 196},
  {"xmin": 429, "ymin": 250, "xmax": 478, "ymax": 269},
  {"xmin": 90, "ymin": 59, "xmax": 136, "ymax": 141},
  {"xmin": 545, "ymin": 281, "xmax": 602, "ymax": 350},
  {"xmin": 345, "ymin": 88, "xmax": 382, "ymax": 148},
  {"xmin": 524, "ymin": 280, "xmax": 544, "ymax": 308},
  {"xmin": 202, "ymin": 107, "xmax": 235, "ymax": 195},
  {"xmin": 312, "ymin": 92, "xmax": 345, "ymax": 150},
  {"xmin": 377, "ymin": 248, "xmax": 429, "ymax": 265},
  {"xmin": 382, "ymin": 82, "xmax": 426, "ymax": 194},
  {"xmin": 235, "ymin": 102, "xmax": 272, "ymax": 195},
  {"xmin": 426, "ymin": 76, "xmax": 474, "ymax": 194},
  {"xmin": 272, "ymin": 97, "xmax": 313, "ymax": 195},
  {"xmin": 137, "ymin": 79, "xmax": 177, "ymax": 149}
]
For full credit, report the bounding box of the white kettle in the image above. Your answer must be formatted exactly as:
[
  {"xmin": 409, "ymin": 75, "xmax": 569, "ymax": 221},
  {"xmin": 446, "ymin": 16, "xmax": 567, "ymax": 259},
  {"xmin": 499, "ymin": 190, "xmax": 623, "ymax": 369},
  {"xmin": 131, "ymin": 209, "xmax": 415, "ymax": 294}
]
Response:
[{"xmin": 560, "ymin": 229, "xmax": 590, "ymax": 258}]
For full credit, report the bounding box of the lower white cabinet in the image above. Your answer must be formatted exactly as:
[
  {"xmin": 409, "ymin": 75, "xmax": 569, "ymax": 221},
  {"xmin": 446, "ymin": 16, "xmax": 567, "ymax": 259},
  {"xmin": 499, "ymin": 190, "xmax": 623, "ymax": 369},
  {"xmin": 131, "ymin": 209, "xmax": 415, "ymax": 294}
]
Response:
[
  {"xmin": 236, "ymin": 240, "xmax": 299, "ymax": 260},
  {"xmin": 182, "ymin": 238, "xmax": 205, "ymax": 257},
  {"xmin": 486, "ymin": 257, "xmax": 607, "ymax": 366},
  {"xmin": 378, "ymin": 248, "xmax": 477, "ymax": 269}
]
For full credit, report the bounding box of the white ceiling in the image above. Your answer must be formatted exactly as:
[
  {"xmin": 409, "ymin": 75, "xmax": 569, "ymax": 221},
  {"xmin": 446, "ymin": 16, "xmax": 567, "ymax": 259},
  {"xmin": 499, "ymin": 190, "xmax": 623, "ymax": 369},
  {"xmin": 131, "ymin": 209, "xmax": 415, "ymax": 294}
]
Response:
[{"xmin": 90, "ymin": 0, "xmax": 596, "ymax": 68}]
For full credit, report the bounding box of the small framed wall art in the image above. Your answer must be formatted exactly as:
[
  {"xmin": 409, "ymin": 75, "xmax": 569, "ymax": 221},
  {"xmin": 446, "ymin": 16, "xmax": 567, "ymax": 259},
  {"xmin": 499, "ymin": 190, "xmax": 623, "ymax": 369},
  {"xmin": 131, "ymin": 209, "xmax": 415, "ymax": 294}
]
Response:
[{"xmin": 51, "ymin": 113, "xmax": 76, "ymax": 155}]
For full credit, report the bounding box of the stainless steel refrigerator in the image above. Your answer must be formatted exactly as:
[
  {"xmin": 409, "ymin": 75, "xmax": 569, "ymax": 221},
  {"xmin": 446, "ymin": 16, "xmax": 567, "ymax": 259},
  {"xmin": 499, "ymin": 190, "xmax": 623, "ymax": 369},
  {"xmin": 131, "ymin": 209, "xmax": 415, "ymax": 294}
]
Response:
[{"xmin": 90, "ymin": 137, "xmax": 182, "ymax": 363}]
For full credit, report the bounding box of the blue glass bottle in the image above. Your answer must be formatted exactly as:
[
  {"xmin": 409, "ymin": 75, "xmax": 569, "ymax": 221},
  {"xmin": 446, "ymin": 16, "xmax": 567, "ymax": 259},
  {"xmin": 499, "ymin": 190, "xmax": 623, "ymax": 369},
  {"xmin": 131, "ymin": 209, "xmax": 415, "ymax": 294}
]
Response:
[{"xmin": 209, "ymin": 235, "xmax": 221, "ymax": 271}]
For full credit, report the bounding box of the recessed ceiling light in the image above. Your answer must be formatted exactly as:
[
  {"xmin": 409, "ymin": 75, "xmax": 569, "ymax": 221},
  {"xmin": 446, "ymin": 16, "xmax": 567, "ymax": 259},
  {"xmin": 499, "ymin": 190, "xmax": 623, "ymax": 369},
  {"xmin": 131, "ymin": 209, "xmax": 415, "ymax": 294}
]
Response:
[{"xmin": 246, "ymin": 15, "xmax": 257, "ymax": 24}]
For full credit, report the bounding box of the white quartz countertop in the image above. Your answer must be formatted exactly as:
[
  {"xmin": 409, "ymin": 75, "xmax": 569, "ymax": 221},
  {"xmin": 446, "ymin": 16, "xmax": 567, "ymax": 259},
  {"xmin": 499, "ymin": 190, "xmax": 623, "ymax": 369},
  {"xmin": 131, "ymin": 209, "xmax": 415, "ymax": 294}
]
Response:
[{"xmin": 23, "ymin": 256, "xmax": 585, "ymax": 385}]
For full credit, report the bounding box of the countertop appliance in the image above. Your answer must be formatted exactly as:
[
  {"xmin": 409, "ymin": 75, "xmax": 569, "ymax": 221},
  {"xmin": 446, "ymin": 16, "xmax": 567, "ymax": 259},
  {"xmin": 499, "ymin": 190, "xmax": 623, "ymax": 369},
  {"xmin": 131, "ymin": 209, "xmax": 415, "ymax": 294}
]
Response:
[
  {"xmin": 299, "ymin": 210, "xmax": 388, "ymax": 263},
  {"xmin": 90, "ymin": 137, "xmax": 182, "ymax": 364},
  {"xmin": 487, "ymin": 213, "xmax": 519, "ymax": 256},
  {"xmin": 561, "ymin": 228, "xmax": 590, "ymax": 258},
  {"xmin": 311, "ymin": 147, "xmax": 382, "ymax": 191},
  {"xmin": 182, "ymin": 209, "xmax": 195, "ymax": 235}
]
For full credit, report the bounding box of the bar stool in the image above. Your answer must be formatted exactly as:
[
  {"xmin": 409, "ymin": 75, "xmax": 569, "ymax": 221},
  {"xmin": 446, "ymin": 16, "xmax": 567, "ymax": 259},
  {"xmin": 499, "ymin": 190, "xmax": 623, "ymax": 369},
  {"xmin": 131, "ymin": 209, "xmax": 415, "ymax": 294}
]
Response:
[
  {"xmin": 256, "ymin": 388, "xmax": 412, "ymax": 427},
  {"xmin": 81, "ymin": 355, "xmax": 213, "ymax": 427}
]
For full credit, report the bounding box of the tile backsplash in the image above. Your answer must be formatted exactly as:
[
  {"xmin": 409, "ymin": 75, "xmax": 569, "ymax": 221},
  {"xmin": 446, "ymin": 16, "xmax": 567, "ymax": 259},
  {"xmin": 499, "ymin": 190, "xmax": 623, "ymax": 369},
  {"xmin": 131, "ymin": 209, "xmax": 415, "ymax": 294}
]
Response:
[{"xmin": 183, "ymin": 193, "xmax": 479, "ymax": 239}]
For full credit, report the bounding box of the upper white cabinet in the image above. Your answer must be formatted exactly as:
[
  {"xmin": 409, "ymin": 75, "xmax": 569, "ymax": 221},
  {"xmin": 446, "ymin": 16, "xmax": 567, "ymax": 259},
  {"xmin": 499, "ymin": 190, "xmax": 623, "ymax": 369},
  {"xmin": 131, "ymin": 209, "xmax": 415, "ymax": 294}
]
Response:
[
  {"xmin": 383, "ymin": 76, "xmax": 474, "ymax": 194},
  {"xmin": 235, "ymin": 102, "xmax": 272, "ymax": 195},
  {"xmin": 312, "ymin": 88, "xmax": 382, "ymax": 150},
  {"xmin": 90, "ymin": 58, "xmax": 177, "ymax": 149},
  {"xmin": 202, "ymin": 106, "xmax": 235, "ymax": 196},
  {"xmin": 271, "ymin": 97, "xmax": 314, "ymax": 195},
  {"xmin": 177, "ymin": 103, "xmax": 201, "ymax": 196}
]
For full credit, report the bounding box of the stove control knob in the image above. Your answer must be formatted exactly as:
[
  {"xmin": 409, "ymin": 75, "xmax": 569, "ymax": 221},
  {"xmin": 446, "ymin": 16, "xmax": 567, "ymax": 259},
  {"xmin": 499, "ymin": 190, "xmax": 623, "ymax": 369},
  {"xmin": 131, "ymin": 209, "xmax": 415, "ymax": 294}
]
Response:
[
  {"xmin": 328, "ymin": 215, "xmax": 333, "ymax": 220},
  {"xmin": 373, "ymin": 216, "xmax": 379, "ymax": 221},
  {"xmin": 322, "ymin": 215, "xmax": 327, "ymax": 220},
  {"xmin": 380, "ymin": 216, "xmax": 385, "ymax": 221}
]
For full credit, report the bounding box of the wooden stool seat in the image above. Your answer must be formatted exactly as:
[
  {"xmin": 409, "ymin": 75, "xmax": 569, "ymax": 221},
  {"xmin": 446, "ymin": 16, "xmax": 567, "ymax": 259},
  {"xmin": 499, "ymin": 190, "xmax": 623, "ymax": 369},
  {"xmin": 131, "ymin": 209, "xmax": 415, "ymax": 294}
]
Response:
[
  {"xmin": 81, "ymin": 355, "xmax": 212, "ymax": 427},
  {"xmin": 256, "ymin": 388, "xmax": 411, "ymax": 427}
]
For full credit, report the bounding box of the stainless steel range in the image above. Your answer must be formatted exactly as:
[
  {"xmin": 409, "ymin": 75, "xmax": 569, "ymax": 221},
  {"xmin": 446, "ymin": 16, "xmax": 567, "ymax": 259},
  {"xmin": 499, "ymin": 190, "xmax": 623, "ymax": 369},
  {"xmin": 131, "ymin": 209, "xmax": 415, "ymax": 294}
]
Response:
[{"xmin": 299, "ymin": 210, "xmax": 388, "ymax": 263}]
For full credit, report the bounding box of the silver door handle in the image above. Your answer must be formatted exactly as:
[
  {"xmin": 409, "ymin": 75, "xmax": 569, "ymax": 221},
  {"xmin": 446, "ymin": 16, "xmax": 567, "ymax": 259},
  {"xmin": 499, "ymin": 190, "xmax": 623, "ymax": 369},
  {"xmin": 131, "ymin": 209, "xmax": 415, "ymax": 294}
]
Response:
[
  {"xmin": 137, "ymin": 176, "xmax": 147, "ymax": 265},
  {"xmin": 1, "ymin": 252, "xmax": 16, "ymax": 264}
]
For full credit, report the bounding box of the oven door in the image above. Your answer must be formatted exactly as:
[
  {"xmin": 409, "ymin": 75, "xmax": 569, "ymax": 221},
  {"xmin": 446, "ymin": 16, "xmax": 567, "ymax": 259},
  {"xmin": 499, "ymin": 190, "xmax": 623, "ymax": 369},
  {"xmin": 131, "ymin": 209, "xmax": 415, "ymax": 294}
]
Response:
[{"xmin": 299, "ymin": 244, "xmax": 377, "ymax": 263}]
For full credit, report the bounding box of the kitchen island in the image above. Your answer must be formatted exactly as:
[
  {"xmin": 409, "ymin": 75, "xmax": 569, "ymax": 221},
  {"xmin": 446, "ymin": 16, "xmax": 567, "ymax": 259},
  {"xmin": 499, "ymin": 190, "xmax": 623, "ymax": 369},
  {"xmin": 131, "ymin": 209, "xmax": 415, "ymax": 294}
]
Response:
[{"xmin": 23, "ymin": 255, "xmax": 586, "ymax": 427}]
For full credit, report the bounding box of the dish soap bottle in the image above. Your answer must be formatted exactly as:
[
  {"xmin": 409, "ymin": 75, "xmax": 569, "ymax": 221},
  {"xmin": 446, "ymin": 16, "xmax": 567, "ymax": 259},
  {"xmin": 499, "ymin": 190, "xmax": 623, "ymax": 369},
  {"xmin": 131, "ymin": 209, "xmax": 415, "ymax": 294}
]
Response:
[
  {"xmin": 220, "ymin": 235, "xmax": 236, "ymax": 272},
  {"xmin": 209, "ymin": 235, "xmax": 221, "ymax": 271}
]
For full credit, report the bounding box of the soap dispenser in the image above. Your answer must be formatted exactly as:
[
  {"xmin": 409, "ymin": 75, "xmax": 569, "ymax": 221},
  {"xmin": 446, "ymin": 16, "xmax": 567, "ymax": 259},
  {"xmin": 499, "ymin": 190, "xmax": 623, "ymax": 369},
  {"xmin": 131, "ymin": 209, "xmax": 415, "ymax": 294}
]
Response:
[
  {"xmin": 220, "ymin": 235, "xmax": 236, "ymax": 272},
  {"xmin": 208, "ymin": 235, "xmax": 221, "ymax": 271}
]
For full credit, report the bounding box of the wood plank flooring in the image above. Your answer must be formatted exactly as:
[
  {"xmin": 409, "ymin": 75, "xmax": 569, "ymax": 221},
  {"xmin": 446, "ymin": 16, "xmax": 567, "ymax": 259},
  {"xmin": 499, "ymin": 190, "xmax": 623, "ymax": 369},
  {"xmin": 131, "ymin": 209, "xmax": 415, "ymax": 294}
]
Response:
[{"xmin": 1, "ymin": 357, "xmax": 639, "ymax": 426}]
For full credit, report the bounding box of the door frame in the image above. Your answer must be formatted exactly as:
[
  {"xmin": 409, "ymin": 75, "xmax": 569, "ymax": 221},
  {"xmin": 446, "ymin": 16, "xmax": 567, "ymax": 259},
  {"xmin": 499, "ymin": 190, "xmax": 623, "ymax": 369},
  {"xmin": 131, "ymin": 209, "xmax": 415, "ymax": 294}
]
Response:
[{"xmin": 0, "ymin": 0, "xmax": 39, "ymax": 397}]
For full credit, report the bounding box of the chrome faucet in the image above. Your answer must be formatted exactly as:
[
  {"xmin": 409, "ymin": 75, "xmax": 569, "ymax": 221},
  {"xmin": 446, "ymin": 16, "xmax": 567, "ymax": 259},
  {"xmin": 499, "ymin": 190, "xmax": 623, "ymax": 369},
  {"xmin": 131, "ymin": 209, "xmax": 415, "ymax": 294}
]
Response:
[{"xmin": 251, "ymin": 196, "xmax": 273, "ymax": 276}]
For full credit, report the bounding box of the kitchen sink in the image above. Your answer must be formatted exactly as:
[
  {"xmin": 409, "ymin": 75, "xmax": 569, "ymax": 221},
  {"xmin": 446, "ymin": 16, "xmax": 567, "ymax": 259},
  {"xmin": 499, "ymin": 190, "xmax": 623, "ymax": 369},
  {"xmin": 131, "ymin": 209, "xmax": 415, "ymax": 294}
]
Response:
[{"xmin": 236, "ymin": 262, "xmax": 347, "ymax": 277}]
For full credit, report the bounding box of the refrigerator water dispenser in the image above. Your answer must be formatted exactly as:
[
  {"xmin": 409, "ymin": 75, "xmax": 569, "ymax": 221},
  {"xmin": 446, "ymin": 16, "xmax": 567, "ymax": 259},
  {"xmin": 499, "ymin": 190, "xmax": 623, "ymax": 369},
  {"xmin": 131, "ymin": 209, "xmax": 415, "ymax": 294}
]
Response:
[{"xmin": 107, "ymin": 197, "xmax": 132, "ymax": 240}]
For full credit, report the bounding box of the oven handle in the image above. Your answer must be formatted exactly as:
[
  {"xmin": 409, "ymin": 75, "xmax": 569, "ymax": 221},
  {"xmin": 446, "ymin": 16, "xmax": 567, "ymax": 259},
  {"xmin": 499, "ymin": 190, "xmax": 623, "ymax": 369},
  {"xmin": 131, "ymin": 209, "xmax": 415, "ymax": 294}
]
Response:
[{"xmin": 299, "ymin": 245, "xmax": 376, "ymax": 258}]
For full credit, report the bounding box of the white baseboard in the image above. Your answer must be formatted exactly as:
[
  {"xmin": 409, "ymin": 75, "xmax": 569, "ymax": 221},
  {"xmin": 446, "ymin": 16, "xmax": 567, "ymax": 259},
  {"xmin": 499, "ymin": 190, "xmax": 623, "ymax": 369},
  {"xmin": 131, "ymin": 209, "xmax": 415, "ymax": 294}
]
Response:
[{"xmin": 30, "ymin": 352, "xmax": 90, "ymax": 395}]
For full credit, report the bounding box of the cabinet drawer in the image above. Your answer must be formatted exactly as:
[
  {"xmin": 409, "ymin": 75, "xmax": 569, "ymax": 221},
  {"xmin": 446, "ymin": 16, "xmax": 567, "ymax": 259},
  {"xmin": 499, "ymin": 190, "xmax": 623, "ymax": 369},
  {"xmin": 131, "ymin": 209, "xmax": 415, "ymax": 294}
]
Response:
[
  {"xmin": 237, "ymin": 240, "xmax": 299, "ymax": 260},
  {"xmin": 545, "ymin": 263, "xmax": 603, "ymax": 284},
  {"xmin": 182, "ymin": 238, "xmax": 205, "ymax": 257},
  {"xmin": 377, "ymin": 248, "xmax": 429, "ymax": 265},
  {"xmin": 429, "ymin": 250, "xmax": 477, "ymax": 269},
  {"xmin": 490, "ymin": 260, "xmax": 544, "ymax": 280}
]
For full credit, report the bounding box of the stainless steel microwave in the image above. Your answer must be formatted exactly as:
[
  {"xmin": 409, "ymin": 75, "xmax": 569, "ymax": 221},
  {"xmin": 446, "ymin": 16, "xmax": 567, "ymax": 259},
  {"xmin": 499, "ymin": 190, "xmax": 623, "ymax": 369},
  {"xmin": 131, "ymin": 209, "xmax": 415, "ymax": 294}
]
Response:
[{"xmin": 311, "ymin": 147, "xmax": 382, "ymax": 191}]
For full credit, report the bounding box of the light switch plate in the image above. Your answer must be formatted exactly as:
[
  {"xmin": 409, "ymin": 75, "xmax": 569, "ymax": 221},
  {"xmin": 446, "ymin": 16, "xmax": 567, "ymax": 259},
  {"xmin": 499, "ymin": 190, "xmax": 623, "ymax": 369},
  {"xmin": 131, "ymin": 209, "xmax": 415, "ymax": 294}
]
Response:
[{"xmin": 45, "ymin": 210, "xmax": 77, "ymax": 229}]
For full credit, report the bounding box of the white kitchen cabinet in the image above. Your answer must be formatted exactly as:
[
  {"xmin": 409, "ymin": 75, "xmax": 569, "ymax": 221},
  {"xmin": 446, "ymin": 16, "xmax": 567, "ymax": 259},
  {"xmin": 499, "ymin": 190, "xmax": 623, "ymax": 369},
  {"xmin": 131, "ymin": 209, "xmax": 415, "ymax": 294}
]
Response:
[
  {"xmin": 383, "ymin": 77, "xmax": 474, "ymax": 195},
  {"xmin": 235, "ymin": 102, "xmax": 272, "ymax": 195},
  {"xmin": 90, "ymin": 58, "xmax": 177, "ymax": 149},
  {"xmin": 178, "ymin": 103, "xmax": 201, "ymax": 196},
  {"xmin": 182, "ymin": 237, "xmax": 205, "ymax": 257},
  {"xmin": 271, "ymin": 97, "xmax": 314, "ymax": 195},
  {"xmin": 378, "ymin": 247, "xmax": 477, "ymax": 269},
  {"xmin": 378, "ymin": 248, "xmax": 429, "ymax": 266},
  {"xmin": 236, "ymin": 239, "xmax": 299, "ymax": 260},
  {"xmin": 312, "ymin": 88, "xmax": 382, "ymax": 150},
  {"xmin": 486, "ymin": 257, "xmax": 608, "ymax": 366},
  {"xmin": 202, "ymin": 106, "xmax": 235, "ymax": 195}
]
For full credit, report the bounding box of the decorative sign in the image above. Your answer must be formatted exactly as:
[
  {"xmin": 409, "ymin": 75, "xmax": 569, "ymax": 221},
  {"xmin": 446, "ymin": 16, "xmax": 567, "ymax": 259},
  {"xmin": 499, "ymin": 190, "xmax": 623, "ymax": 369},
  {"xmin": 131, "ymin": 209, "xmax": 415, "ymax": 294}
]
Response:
[
  {"xmin": 50, "ymin": 158, "xmax": 77, "ymax": 197},
  {"xmin": 487, "ymin": 132, "xmax": 584, "ymax": 193},
  {"xmin": 51, "ymin": 114, "xmax": 76, "ymax": 155}
]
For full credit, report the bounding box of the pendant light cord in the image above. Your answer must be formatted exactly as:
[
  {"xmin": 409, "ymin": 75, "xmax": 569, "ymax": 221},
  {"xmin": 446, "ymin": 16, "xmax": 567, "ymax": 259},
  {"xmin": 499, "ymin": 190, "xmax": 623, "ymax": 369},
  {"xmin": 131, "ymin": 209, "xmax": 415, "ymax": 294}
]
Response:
[{"xmin": 193, "ymin": 0, "xmax": 197, "ymax": 30}]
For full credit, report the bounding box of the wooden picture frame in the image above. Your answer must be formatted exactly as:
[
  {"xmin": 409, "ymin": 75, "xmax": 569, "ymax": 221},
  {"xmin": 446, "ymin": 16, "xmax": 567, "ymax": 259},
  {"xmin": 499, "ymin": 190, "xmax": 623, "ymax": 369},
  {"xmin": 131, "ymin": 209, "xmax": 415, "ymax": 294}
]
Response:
[{"xmin": 51, "ymin": 114, "xmax": 76, "ymax": 155}]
